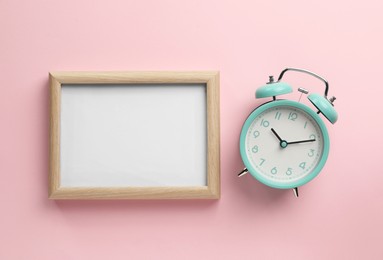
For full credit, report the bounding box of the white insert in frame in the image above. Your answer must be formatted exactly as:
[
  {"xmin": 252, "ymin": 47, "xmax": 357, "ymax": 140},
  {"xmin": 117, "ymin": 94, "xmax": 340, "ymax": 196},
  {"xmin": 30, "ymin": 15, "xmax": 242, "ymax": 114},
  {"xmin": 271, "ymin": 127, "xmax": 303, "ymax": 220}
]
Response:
[{"xmin": 60, "ymin": 84, "xmax": 207, "ymax": 187}]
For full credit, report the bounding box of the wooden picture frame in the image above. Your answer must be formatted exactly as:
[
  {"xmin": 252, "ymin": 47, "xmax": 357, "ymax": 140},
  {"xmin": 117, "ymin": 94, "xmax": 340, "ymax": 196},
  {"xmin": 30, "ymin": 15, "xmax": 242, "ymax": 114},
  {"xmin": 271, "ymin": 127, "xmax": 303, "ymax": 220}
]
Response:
[{"xmin": 49, "ymin": 71, "xmax": 220, "ymax": 199}]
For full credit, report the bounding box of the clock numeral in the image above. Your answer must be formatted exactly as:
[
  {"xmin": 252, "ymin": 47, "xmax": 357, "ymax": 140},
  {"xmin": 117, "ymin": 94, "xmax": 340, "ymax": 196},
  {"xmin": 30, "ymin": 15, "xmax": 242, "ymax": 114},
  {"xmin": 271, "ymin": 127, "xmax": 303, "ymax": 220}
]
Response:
[
  {"xmin": 253, "ymin": 130, "xmax": 260, "ymax": 138},
  {"xmin": 299, "ymin": 162, "xmax": 306, "ymax": 170},
  {"xmin": 304, "ymin": 121, "xmax": 307, "ymax": 129},
  {"xmin": 309, "ymin": 134, "xmax": 316, "ymax": 140},
  {"xmin": 271, "ymin": 167, "xmax": 277, "ymax": 175},
  {"xmin": 275, "ymin": 111, "xmax": 282, "ymax": 120},
  {"xmin": 260, "ymin": 118, "xmax": 270, "ymax": 127},
  {"xmin": 286, "ymin": 168, "xmax": 293, "ymax": 176},
  {"xmin": 308, "ymin": 149, "xmax": 315, "ymax": 157},
  {"xmin": 251, "ymin": 145, "xmax": 259, "ymax": 153},
  {"xmin": 288, "ymin": 112, "xmax": 298, "ymax": 121},
  {"xmin": 259, "ymin": 158, "xmax": 266, "ymax": 166}
]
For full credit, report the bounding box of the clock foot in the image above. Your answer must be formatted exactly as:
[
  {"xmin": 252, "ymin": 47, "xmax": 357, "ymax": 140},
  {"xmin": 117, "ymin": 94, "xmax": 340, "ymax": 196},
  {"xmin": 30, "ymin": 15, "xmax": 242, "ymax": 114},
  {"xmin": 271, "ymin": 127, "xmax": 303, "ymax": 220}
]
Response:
[
  {"xmin": 293, "ymin": 187, "xmax": 299, "ymax": 197},
  {"xmin": 238, "ymin": 168, "xmax": 248, "ymax": 177}
]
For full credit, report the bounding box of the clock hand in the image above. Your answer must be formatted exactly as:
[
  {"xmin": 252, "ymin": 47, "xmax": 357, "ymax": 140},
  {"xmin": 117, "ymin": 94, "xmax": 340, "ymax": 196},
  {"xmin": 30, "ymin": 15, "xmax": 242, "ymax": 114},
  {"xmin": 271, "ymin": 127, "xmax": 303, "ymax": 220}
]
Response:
[
  {"xmin": 287, "ymin": 138, "xmax": 316, "ymax": 145},
  {"xmin": 271, "ymin": 128, "xmax": 289, "ymax": 148},
  {"xmin": 271, "ymin": 128, "xmax": 283, "ymax": 142}
]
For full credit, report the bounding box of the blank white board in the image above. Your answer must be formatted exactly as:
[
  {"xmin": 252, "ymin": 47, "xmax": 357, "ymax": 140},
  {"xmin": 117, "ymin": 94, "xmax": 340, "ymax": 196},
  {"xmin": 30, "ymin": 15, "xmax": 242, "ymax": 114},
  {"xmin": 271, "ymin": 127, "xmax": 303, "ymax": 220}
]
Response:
[{"xmin": 60, "ymin": 84, "xmax": 207, "ymax": 187}]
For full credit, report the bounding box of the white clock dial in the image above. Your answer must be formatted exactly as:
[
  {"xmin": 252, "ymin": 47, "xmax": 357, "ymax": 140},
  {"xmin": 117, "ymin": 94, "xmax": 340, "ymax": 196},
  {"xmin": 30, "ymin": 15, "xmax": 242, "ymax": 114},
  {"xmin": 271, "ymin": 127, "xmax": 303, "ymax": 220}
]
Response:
[{"xmin": 245, "ymin": 105, "xmax": 324, "ymax": 184}]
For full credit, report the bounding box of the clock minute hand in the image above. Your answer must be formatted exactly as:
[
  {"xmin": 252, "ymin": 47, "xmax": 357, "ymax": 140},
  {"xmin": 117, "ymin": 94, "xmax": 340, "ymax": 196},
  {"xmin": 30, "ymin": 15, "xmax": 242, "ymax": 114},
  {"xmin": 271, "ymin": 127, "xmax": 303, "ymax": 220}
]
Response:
[{"xmin": 287, "ymin": 138, "xmax": 316, "ymax": 145}]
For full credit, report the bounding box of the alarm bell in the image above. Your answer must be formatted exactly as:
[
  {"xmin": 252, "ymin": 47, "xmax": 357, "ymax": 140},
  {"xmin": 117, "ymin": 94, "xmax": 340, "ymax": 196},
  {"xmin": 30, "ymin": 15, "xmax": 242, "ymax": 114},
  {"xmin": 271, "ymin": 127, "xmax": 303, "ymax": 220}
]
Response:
[
  {"xmin": 256, "ymin": 68, "xmax": 338, "ymax": 124},
  {"xmin": 308, "ymin": 93, "xmax": 338, "ymax": 124},
  {"xmin": 256, "ymin": 76, "xmax": 293, "ymax": 99}
]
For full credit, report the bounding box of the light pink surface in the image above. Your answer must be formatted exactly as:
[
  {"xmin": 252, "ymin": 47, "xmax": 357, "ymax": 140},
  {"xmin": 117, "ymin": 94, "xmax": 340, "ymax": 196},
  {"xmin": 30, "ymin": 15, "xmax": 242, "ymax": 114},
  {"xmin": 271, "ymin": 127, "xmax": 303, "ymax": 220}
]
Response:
[{"xmin": 1, "ymin": 0, "xmax": 383, "ymax": 259}]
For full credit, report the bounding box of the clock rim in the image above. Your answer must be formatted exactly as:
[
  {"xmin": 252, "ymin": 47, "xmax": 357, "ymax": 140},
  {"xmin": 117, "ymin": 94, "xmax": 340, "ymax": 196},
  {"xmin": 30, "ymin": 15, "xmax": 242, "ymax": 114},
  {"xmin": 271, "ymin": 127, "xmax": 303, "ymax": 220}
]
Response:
[{"xmin": 239, "ymin": 99, "xmax": 330, "ymax": 189}]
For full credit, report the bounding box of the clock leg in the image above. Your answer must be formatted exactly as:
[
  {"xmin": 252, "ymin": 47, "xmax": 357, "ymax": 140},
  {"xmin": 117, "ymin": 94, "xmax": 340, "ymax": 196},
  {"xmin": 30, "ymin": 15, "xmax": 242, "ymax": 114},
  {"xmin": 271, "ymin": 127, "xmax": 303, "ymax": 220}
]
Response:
[
  {"xmin": 238, "ymin": 168, "xmax": 248, "ymax": 177},
  {"xmin": 293, "ymin": 187, "xmax": 299, "ymax": 197}
]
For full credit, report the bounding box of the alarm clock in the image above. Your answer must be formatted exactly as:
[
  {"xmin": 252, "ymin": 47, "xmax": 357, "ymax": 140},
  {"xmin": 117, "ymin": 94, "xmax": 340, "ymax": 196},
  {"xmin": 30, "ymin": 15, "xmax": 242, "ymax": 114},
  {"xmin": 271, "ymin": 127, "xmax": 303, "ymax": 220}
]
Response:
[{"xmin": 238, "ymin": 68, "xmax": 338, "ymax": 197}]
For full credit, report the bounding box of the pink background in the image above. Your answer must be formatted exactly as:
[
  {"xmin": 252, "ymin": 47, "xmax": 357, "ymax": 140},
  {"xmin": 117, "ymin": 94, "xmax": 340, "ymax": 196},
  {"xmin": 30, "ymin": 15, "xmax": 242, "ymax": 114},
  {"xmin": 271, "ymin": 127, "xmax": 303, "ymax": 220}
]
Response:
[{"xmin": 1, "ymin": 0, "xmax": 383, "ymax": 259}]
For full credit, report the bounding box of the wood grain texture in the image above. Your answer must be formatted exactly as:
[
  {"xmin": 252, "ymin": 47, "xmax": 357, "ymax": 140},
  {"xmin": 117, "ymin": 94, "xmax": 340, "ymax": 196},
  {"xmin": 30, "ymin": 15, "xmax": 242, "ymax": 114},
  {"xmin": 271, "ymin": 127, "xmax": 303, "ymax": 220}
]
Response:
[
  {"xmin": 49, "ymin": 71, "xmax": 220, "ymax": 199},
  {"xmin": 49, "ymin": 74, "xmax": 61, "ymax": 197},
  {"xmin": 49, "ymin": 71, "xmax": 218, "ymax": 84},
  {"xmin": 206, "ymin": 72, "xmax": 220, "ymax": 199},
  {"xmin": 50, "ymin": 187, "xmax": 213, "ymax": 200}
]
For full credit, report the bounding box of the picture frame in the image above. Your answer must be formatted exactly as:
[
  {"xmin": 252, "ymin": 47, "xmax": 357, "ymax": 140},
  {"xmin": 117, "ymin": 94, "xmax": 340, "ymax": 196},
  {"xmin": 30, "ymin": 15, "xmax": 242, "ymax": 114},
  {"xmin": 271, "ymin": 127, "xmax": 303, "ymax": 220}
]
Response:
[{"xmin": 49, "ymin": 71, "xmax": 220, "ymax": 199}]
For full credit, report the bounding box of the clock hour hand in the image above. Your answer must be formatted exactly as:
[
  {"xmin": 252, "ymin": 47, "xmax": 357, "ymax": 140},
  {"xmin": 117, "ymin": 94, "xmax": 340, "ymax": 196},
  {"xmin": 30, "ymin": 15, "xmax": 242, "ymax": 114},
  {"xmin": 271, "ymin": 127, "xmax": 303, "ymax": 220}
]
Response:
[
  {"xmin": 271, "ymin": 128, "xmax": 283, "ymax": 142},
  {"xmin": 271, "ymin": 128, "xmax": 289, "ymax": 148},
  {"xmin": 287, "ymin": 138, "xmax": 316, "ymax": 145}
]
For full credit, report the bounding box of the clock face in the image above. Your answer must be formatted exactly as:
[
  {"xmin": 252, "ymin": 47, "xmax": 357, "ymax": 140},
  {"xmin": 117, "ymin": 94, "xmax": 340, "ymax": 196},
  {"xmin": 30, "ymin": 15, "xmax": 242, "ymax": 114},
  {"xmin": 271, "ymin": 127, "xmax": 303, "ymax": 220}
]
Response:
[{"xmin": 240, "ymin": 100, "xmax": 329, "ymax": 189}]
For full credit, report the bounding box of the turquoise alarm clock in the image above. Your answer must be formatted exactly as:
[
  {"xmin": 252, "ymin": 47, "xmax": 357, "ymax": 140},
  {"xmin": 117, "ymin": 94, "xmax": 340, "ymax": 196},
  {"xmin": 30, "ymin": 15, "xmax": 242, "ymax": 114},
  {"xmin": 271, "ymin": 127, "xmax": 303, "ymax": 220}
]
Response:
[{"xmin": 238, "ymin": 68, "xmax": 338, "ymax": 197}]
